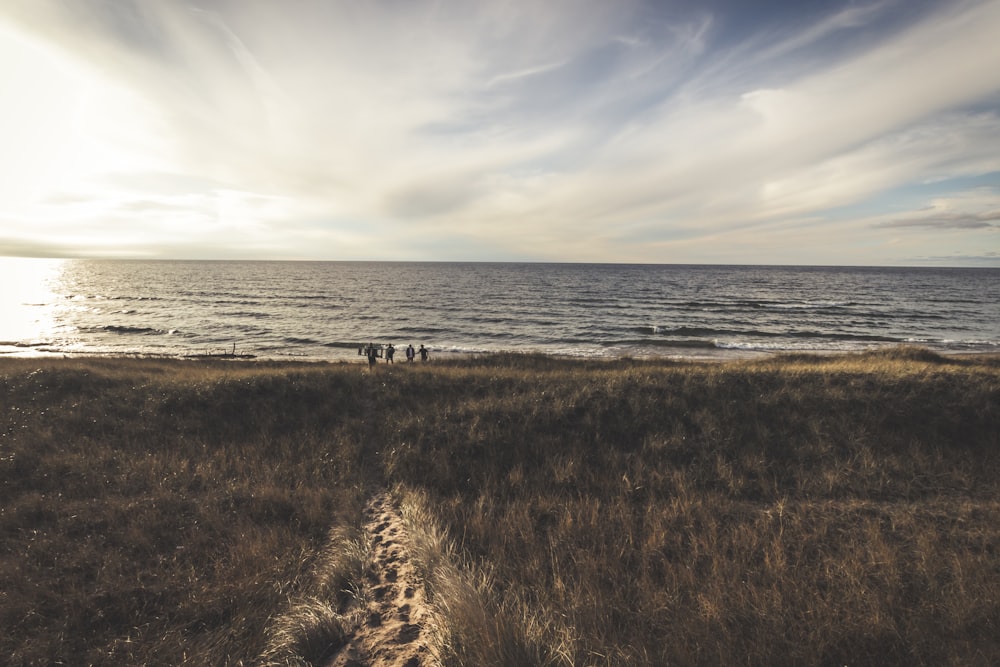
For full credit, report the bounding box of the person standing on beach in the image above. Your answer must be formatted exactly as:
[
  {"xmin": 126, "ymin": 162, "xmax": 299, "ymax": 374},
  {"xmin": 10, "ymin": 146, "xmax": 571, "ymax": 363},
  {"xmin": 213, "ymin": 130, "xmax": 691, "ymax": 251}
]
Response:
[
  {"xmin": 419, "ymin": 344, "xmax": 429, "ymax": 362},
  {"xmin": 367, "ymin": 343, "xmax": 378, "ymax": 369},
  {"xmin": 385, "ymin": 344, "xmax": 395, "ymax": 363},
  {"xmin": 406, "ymin": 344, "xmax": 415, "ymax": 362}
]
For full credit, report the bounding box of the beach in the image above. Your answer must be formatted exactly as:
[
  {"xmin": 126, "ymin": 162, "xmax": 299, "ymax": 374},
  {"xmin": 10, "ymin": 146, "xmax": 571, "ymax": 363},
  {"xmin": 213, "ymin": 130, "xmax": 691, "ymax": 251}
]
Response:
[{"xmin": 2, "ymin": 348, "xmax": 998, "ymax": 665}]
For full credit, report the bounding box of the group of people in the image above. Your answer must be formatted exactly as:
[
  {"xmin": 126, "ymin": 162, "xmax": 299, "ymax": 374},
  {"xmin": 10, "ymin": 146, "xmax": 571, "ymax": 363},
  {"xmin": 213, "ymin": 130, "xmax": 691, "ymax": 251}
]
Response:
[{"xmin": 359, "ymin": 342, "xmax": 428, "ymax": 368}]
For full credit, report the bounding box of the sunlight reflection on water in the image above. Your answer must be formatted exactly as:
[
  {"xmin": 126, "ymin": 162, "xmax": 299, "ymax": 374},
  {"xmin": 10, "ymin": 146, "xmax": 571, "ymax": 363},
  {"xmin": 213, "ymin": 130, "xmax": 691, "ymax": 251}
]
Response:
[{"xmin": 0, "ymin": 257, "xmax": 66, "ymax": 354}]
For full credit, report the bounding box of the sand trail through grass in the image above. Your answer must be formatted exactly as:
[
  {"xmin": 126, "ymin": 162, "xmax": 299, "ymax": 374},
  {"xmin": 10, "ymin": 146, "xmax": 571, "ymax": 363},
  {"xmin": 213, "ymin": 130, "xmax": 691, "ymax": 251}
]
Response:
[{"xmin": 326, "ymin": 492, "xmax": 433, "ymax": 667}]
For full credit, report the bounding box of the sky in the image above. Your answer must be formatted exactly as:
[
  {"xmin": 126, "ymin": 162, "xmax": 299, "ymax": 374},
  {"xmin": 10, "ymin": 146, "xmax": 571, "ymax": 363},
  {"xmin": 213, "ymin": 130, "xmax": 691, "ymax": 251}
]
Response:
[{"xmin": 1, "ymin": 0, "xmax": 999, "ymax": 265}]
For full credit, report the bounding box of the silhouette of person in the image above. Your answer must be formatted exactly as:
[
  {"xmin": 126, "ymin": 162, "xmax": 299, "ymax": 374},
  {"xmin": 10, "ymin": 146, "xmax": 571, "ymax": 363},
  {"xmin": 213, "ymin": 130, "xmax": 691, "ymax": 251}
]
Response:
[
  {"xmin": 366, "ymin": 343, "xmax": 378, "ymax": 369},
  {"xmin": 419, "ymin": 344, "xmax": 429, "ymax": 362},
  {"xmin": 385, "ymin": 343, "xmax": 395, "ymax": 363},
  {"xmin": 406, "ymin": 344, "xmax": 415, "ymax": 362}
]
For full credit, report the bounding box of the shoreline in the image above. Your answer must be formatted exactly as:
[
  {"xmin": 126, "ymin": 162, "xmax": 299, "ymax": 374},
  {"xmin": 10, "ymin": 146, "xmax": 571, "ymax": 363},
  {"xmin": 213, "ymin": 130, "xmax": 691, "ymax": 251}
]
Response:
[{"xmin": 2, "ymin": 342, "xmax": 998, "ymax": 363}]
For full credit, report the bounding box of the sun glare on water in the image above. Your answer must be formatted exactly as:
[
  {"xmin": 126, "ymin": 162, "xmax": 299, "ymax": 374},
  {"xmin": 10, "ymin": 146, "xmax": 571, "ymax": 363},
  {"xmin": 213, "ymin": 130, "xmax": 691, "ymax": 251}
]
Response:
[{"xmin": 0, "ymin": 257, "xmax": 67, "ymax": 352}]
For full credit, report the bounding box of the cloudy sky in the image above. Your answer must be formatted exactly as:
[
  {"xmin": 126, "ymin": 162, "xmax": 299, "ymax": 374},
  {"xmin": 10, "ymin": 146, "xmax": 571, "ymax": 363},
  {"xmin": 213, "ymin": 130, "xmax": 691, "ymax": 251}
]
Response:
[{"xmin": 1, "ymin": 0, "xmax": 999, "ymax": 265}]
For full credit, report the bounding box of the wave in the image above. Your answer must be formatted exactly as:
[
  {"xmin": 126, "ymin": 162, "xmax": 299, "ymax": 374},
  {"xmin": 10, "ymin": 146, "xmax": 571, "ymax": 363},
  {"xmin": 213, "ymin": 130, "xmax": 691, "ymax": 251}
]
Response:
[
  {"xmin": 81, "ymin": 325, "xmax": 165, "ymax": 335},
  {"xmin": 613, "ymin": 338, "xmax": 719, "ymax": 350},
  {"xmin": 284, "ymin": 336, "xmax": 320, "ymax": 345},
  {"xmin": 680, "ymin": 299, "xmax": 858, "ymax": 311},
  {"xmin": 394, "ymin": 326, "xmax": 451, "ymax": 334},
  {"xmin": 219, "ymin": 311, "xmax": 274, "ymax": 319},
  {"xmin": 904, "ymin": 337, "xmax": 1000, "ymax": 348},
  {"xmin": 565, "ymin": 299, "xmax": 632, "ymax": 309},
  {"xmin": 196, "ymin": 299, "xmax": 267, "ymax": 307},
  {"xmin": 69, "ymin": 294, "xmax": 163, "ymax": 302},
  {"xmin": 637, "ymin": 324, "xmax": 907, "ymax": 344},
  {"xmin": 0, "ymin": 340, "xmax": 48, "ymax": 348},
  {"xmin": 323, "ymin": 341, "xmax": 367, "ymax": 349},
  {"xmin": 290, "ymin": 294, "xmax": 337, "ymax": 301},
  {"xmin": 76, "ymin": 325, "xmax": 188, "ymax": 338},
  {"xmin": 715, "ymin": 340, "xmax": 809, "ymax": 351},
  {"xmin": 787, "ymin": 331, "xmax": 902, "ymax": 342},
  {"xmin": 767, "ymin": 300, "xmax": 856, "ymax": 310},
  {"xmin": 901, "ymin": 312, "xmax": 950, "ymax": 321},
  {"xmin": 648, "ymin": 326, "xmax": 739, "ymax": 337}
]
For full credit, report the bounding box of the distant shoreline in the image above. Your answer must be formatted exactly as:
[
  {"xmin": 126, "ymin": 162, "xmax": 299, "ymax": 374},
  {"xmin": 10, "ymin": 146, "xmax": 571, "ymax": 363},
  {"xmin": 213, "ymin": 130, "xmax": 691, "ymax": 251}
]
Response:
[{"xmin": 2, "ymin": 344, "xmax": 998, "ymax": 366}]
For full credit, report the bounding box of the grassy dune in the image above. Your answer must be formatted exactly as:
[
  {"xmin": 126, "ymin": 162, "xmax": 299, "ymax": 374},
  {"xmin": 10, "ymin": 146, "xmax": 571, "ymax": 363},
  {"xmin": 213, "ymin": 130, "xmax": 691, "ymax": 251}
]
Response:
[
  {"xmin": 1, "ymin": 359, "xmax": 374, "ymax": 665},
  {"xmin": 2, "ymin": 348, "xmax": 998, "ymax": 665}
]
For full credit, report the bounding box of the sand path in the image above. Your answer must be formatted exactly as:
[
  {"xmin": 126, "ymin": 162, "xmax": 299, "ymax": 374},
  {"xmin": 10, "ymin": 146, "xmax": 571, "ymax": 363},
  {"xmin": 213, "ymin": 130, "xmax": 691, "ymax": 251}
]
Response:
[{"xmin": 325, "ymin": 492, "xmax": 433, "ymax": 667}]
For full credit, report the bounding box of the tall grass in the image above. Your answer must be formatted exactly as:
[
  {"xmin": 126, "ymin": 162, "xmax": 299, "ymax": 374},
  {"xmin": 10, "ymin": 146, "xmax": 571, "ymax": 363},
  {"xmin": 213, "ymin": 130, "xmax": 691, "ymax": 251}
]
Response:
[
  {"xmin": 399, "ymin": 486, "xmax": 575, "ymax": 667},
  {"xmin": 1, "ymin": 359, "xmax": 373, "ymax": 664},
  {"xmin": 381, "ymin": 350, "xmax": 1000, "ymax": 665},
  {"xmin": 2, "ymin": 348, "xmax": 998, "ymax": 665},
  {"xmin": 259, "ymin": 525, "xmax": 369, "ymax": 666}
]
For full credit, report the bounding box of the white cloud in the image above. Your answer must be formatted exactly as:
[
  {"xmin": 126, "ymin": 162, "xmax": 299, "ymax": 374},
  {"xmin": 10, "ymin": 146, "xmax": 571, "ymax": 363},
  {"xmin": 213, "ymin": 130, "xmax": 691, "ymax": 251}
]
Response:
[
  {"xmin": 759, "ymin": 113, "xmax": 1000, "ymax": 218},
  {"xmin": 871, "ymin": 188, "xmax": 1000, "ymax": 230},
  {"xmin": 1, "ymin": 0, "xmax": 999, "ymax": 264}
]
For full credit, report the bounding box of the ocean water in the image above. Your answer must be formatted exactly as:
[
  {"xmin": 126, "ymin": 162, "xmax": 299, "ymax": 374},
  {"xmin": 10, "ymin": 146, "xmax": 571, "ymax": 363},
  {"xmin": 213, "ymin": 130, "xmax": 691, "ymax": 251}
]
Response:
[{"xmin": 2, "ymin": 258, "xmax": 998, "ymax": 361}]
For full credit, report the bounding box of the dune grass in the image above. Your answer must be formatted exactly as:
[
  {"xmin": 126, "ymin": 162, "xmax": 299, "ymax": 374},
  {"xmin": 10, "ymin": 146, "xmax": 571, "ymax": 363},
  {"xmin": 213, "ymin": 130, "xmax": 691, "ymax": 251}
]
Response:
[
  {"xmin": 1, "ymin": 359, "xmax": 374, "ymax": 665},
  {"xmin": 382, "ymin": 349, "xmax": 1000, "ymax": 666},
  {"xmin": 2, "ymin": 348, "xmax": 998, "ymax": 665}
]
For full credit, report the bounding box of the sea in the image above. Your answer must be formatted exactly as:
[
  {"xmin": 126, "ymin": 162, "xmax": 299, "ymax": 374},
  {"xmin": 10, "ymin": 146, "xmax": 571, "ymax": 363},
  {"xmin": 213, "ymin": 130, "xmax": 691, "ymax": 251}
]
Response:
[{"xmin": 2, "ymin": 258, "xmax": 998, "ymax": 362}]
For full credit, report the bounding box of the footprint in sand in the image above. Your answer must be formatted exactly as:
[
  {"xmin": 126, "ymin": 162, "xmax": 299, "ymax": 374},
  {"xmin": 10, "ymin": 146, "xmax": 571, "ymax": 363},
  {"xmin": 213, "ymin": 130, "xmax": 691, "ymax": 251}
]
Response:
[
  {"xmin": 396, "ymin": 624, "xmax": 421, "ymax": 643},
  {"xmin": 372, "ymin": 584, "xmax": 395, "ymax": 601},
  {"xmin": 325, "ymin": 493, "xmax": 433, "ymax": 667}
]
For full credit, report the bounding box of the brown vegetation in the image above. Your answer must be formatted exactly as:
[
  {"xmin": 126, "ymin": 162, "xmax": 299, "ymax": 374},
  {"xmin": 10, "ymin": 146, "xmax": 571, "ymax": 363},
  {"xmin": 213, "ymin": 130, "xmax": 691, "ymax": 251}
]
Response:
[
  {"xmin": 1, "ymin": 359, "xmax": 373, "ymax": 665},
  {"xmin": 2, "ymin": 348, "xmax": 998, "ymax": 665}
]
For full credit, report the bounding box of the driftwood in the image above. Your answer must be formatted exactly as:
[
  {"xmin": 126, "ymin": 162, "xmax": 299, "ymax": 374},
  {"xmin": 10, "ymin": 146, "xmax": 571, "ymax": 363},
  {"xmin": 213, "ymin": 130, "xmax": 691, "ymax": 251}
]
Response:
[{"xmin": 186, "ymin": 342, "xmax": 256, "ymax": 359}]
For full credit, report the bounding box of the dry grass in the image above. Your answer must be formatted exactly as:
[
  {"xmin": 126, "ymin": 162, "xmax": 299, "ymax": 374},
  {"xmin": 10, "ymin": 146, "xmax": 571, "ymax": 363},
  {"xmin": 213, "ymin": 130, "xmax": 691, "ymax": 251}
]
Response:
[
  {"xmin": 399, "ymin": 486, "xmax": 575, "ymax": 667},
  {"xmin": 1, "ymin": 358, "xmax": 373, "ymax": 665},
  {"xmin": 259, "ymin": 525, "xmax": 368, "ymax": 666},
  {"xmin": 382, "ymin": 349, "xmax": 1000, "ymax": 666},
  {"xmin": 2, "ymin": 348, "xmax": 998, "ymax": 665}
]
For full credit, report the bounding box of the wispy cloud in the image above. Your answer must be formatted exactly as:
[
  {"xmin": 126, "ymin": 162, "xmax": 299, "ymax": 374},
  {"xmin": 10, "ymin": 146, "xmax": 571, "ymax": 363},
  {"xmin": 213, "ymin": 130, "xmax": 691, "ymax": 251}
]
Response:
[
  {"xmin": 881, "ymin": 213, "xmax": 1000, "ymax": 230},
  {"xmin": 1, "ymin": 0, "xmax": 999, "ymax": 264},
  {"xmin": 486, "ymin": 60, "xmax": 570, "ymax": 88},
  {"xmin": 876, "ymin": 191, "xmax": 1000, "ymax": 229}
]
